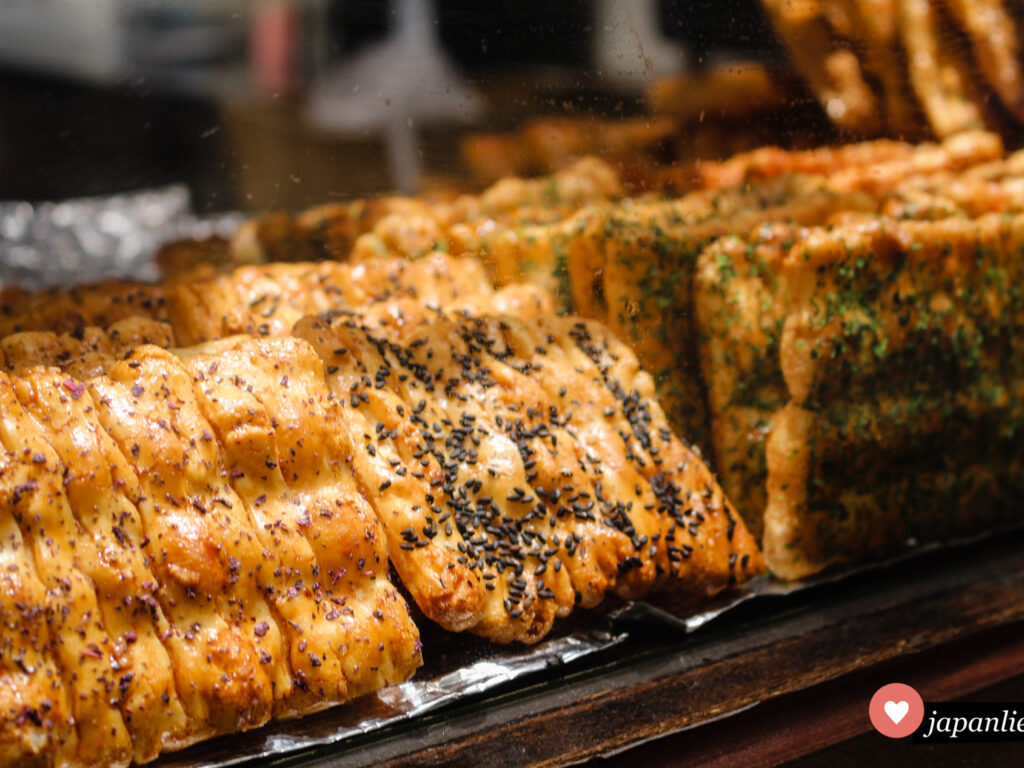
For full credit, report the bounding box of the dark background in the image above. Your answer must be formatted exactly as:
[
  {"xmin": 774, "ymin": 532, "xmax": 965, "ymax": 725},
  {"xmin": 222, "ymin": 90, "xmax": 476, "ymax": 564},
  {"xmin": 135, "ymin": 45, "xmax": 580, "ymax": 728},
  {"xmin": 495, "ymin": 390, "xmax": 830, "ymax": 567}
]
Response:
[{"xmin": 0, "ymin": 0, "xmax": 780, "ymax": 209}]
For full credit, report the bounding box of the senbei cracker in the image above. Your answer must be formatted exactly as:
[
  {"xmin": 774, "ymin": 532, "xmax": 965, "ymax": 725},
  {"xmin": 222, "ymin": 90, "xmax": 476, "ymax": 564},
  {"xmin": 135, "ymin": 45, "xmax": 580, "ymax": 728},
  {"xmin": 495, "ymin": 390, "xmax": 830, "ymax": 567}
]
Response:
[{"xmin": 766, "ymin": 214, "xmax": 1024, "ymax": 578}]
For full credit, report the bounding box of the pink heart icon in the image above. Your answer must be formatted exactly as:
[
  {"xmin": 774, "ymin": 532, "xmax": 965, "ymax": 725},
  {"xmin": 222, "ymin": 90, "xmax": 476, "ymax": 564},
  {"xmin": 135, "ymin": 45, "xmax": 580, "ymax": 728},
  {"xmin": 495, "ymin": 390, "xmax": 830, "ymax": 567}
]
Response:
[{"xmin": 870, "ymin": 683, "xmax": 924, "ymax": 738}]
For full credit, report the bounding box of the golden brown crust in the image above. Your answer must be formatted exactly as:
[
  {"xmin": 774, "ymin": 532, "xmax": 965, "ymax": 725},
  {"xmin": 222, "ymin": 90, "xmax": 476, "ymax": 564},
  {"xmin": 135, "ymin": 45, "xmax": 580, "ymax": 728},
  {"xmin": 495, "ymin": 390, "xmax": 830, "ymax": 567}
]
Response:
[
  {"xmin": 12, "ymin": 370, "xmax": 194, "ymax": 761},
  {"xmin": 508, "ymin": 315, "xmax": 764, "ymax": 599},
  {"xmin": 761, "ymin": 0, "xmax": 882, "ymax": 135},
  {"xmin": 0, "ymin": 282, "xmax": 166, "ymax": 339},
  {"xmin": 88, "ymin": 349, "xmax": 285, "ymax": 734},
  {"xmin": 293, "ymin": 306, "xmax": 763, "ymax": 642},
  {"xmin": 488, "ymin": 284, "xmax": 556, "ymax": 319},
  {"xmin": 884, "ymin": 174, "xmax": 1024, "ymax": 219},
  {"xmin": 462, "ymin": 118, "xmax": 677, "ymax": 184},
  {"xmin": 944, "ymin": 0, "xmax": 1024, "ymax": 123},
  {"xmin": 0, "ymin": 446, "xmax": 79, "ymax": 767},
  {"xmin": 692, "ymin": 139, "xmax": 1011, "ymax": 556},
  {"xmin": 767, "ymin": 214, "xmax": 1024, "ymax": 578},
  {"xmin": 1, "ymin": 318, "xmax": 173, "ymax": 377},
  {"xmin": 0, "ymin": 375, "xmax": 135, "ymax": 767},
  {"xmin": 695, "ymin": 226, "xmax": 801, "ymax": 539},
  {"xmin": 829, "ymin": 131, "xmax": 1004, "ymax": 194},
  {"xmin": 695, "ymin": 131, "xmax": 1002, "ymax": 191},
  {"xmin": 154, "ymin": 236, "xmax": 233, "ymax": 280},
  {"xmin": 562, "ymin": 177, "xmax": 878, "ymax": 443},
  {"xmin": 899, "ymin": 0, "xmax": 990, "ymax": 137},
  {"xmin": 231, "ymin": 157, "xmax": 624, "ymax": 269},
  {"xmin": 293, "ymin": 315, "xmax": 492, "ymax": 634},
  {"xmin": 165, "ymin": 254, "xmax": 538, "ymax": 346},
  {"xmin": 0, "ymin": 338, "xmax": 423, "ymax": 764},
  {"xmin": 460, "ymin": 133, "xmax": 531, "ymax": 185},
  {"xmin": 176, "ymin": 336, "xmax": 423, "ymax": 701},
  {"xmin": 844, "ymin": 0, "xmax": 925, "ymax": 138},
  {"xmin": 646, "ymin": 63, "xmax": 792, "ymax": 124}
]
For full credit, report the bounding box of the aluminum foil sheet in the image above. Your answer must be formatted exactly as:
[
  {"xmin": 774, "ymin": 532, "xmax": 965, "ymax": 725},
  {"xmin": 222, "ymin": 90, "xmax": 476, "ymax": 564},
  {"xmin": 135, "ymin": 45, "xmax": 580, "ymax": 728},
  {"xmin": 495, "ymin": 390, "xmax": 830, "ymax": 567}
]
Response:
[
  {"xmin": 154, "ymin": 617, "xmax": 628, "ymax": 767},
  {"xmin": 0, "ymin": 186, "xmax": 242, "ymax": 290}
]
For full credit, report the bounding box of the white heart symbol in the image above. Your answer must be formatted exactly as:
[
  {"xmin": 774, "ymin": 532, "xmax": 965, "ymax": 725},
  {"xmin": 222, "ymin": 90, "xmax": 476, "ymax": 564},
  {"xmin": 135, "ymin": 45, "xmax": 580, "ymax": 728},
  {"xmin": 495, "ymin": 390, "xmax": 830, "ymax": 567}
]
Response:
[{"xmin": 884, "ymin": 700, "xmax": 909, "ymax": 724}]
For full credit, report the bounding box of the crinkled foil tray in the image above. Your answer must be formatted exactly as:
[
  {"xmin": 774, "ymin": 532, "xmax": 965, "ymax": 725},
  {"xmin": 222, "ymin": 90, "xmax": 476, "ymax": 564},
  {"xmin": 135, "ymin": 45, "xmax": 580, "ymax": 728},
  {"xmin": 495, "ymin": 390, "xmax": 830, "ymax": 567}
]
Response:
[
  {"xmin": 1, "ymin": 187, "xmax": 1015, "ymax": 766},
  {"xmin": 0, "ymin": 185, "xmax": 243, "ymax": 290}
]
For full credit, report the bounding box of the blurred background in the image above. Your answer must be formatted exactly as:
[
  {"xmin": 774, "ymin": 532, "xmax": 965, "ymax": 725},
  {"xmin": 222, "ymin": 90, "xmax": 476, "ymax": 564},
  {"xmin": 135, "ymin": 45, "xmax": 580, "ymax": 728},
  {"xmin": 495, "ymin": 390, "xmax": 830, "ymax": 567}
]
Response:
[
  {"xmin": 0, "ymin": 0, "xmax": 800, "ymax": 210},
  {"xmin": 3, "ymin": 0, "xmax": 1019, "ymax": 214}
]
